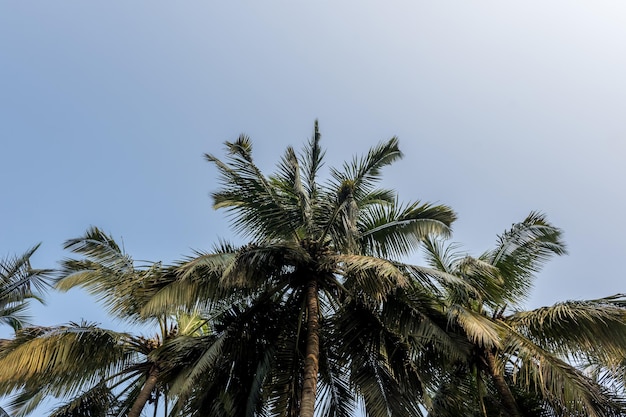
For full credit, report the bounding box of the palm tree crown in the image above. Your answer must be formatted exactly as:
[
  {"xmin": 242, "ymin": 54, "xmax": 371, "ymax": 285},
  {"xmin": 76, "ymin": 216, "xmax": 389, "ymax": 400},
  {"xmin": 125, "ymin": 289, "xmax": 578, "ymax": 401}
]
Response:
[{"xmin": 140, "ymin": 122, "xmax": 458, "ymax": 417}]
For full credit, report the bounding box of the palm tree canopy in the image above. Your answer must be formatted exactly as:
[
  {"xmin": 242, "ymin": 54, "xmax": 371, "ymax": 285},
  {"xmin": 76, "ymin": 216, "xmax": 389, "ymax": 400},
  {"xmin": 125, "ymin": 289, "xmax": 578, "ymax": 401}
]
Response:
[{"xmin": 136, "ymin": 123, "xmax": 460, "ymax": 417}]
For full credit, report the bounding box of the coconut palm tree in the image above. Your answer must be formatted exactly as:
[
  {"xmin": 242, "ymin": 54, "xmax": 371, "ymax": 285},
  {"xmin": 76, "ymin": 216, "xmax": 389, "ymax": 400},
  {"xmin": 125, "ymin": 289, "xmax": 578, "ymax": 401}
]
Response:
[
  {"xmin": 0, "ymin": 229, "xmax": 210, "ymax": 417},
  {"xmin": 0, "ymin": 244, "xmax": 51, "ymax": 331},
  {"xmin": 137, "ymin": 122, "xmax": 460, "ymax": 417},
  {"xmin": 423, "ymin": 212, "xmax": 626, "ymax": 417}
]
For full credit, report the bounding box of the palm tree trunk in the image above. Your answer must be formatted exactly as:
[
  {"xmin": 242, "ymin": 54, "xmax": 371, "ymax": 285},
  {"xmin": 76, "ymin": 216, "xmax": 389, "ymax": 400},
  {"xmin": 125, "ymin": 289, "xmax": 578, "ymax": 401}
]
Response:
[
  {"xmin": 128, "ymin": 365, "xmax": 159, "ymax": 417},
  {"xmin": 300, "ymin": 279, "xmax": 320, "ymax": 417},
  {"xmin": 484, "ymin": 351, "xmax": 522, "ymax": 417}
]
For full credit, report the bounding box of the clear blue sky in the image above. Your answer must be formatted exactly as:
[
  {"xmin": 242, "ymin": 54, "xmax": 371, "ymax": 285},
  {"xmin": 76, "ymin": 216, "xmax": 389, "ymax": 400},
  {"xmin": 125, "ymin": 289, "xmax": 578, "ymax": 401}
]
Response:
[{"xmin": 2, "ymin": 1, "xmax": 626, "ymax": 415}]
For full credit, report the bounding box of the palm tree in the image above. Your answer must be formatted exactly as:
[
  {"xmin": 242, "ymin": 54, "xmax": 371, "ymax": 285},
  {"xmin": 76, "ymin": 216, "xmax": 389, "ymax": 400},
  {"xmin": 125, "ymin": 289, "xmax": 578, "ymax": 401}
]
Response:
[
  {"xmin": 0, "ymin": 229, "xmax": 210, "ymax": 417},
  {"xmin": 423, "ymin": 212, "xmax": 626, "ymax": 417},
  {"xmin": 0, "ymin": 244, "xmax": 51, "ymax": 331},
  {"xmin": 138, "ymin": 122, "xmax": 459, "ymax": 417}
]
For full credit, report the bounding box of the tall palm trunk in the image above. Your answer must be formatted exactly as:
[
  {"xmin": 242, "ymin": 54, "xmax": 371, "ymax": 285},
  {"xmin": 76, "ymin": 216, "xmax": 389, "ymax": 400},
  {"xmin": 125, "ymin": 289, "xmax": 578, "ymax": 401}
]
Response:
[
  {"xmin": 484, "ymin": 351, "xmax": 522, "ymax": 417},
  {"xmin": 128, "ymin": 364, "xmax": 159, "ymax": 417},
  {"xmin": 300, "ymin": 279, "xmax": 320, "ymax": 417}
]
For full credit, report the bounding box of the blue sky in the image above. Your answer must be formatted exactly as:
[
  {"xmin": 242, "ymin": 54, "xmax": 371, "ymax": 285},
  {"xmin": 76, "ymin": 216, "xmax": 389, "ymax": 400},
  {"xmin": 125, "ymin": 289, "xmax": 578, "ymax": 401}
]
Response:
[{"xmin": 2, "ymin": 1, "xmax": 626, "ymax": 414}]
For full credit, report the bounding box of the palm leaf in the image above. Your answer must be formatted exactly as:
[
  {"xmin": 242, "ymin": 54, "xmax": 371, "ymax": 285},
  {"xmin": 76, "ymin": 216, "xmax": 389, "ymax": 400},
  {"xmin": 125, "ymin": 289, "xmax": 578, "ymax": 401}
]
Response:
[
  {"xmin": 503, "ymin": 325, "xmax": 626, "ymax": 416},
  {"xmin": 48, "ymin": 383, "xmax": 116, "ymax": 417},
  {"xmin": 0, "ymin": 323, "xmax": 133, "ymax": 399},
  {"xmin": 507, "ymin": 299, "xmax": 626, "ymax": 364},
  {"xmin": 485, "ymin": 211, "xmax": 566, "ymax": 305},
  {"xmin": 358, "ymin": 201, "xmax": 456, "ymax": 259}
]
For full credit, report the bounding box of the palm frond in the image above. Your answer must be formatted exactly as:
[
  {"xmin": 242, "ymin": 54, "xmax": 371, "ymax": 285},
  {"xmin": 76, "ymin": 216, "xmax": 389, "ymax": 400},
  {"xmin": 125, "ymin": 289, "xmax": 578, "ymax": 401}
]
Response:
[
  {"xmin": 48, "ymin": 382, "xmax": 116, "ymax": 417},
  {"xmin": 0, "ymin": 244, "xmax": 52, "ymax": 323},
  {"xmin": 503, "ymin": 325, "xmax": 626, "ymax": 416},
  {"xmin": 56, "ymin": 228, "xmax": 163, "ymax": 322},
  {"xmin": 422, "ymin": 239, "xmax": 505, "ymax": 307},
  {"xmin": 447, "ymin": 305, "xmax": 502, "ymax": 350},
  {"xmin": 339, "ymin": 255, "xmax": 409, "ymax": 302},
  {"xmin": 485, "ymin": 212, "xmax": 566, "ymax": 305},
  {"xmin": 275, "ymin": 145, "xmax": 311, "ymax": 233},
  {"xmin": 206, "ymin": 136, "xmax": 302, "ymax": 240},
  {"xmin": 330, "ymin": 137, "xmax": 403, "ymax": 201},
  {"xmin": 301, "ymin": 120, "xmax": 325, "ymax": 201},
  {"xmin": 0, "ymin": 302, "xmax": 30, "ymax": 332},
  {"xmin": 358, "ymin": 201, "xmax": 456, "ymax": 259},
  {"xmin": 317, "ymin": 340, "xmax": 356, "ymax": 417},
  {"xmin": 507, "ymin": 299, "xmax": 626, "ymax": 363},
  {"xmin": 5, "ymin": 389, "xmax": 46, "ymax": 417},
  {"xmin": 61, "ymin": 228, "xmax": 133, "ymax": 272},
  {"xmin": 0, "ymin": 323, "xmax": 133, "ymax": 398}
]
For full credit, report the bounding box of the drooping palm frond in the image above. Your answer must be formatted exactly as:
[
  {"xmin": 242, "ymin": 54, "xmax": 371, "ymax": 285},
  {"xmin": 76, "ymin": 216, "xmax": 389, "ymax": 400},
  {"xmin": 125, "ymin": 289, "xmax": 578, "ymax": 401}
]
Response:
[
  {"xmin": 48, "ymin": 382, "xmax": 116, "ymax": 417},
  {"xmin": 358, "ymin": 201, "xmax": 456, "ymax": 259},
  {"xmin": 507, "ymin": 299, "xmax": 626, "ymax": 365},
  {"xmin": 0, "ymin": 322, "xmax": 134, "ymax": 416},
  {"xmin": 0, "ymin": 323, "xmax": 132, "ymax": 394},
  {"xmin": 502, "ymin": 324, "xmax": 626, "ymax": 417},
  {"xmin": 5, "ymin": 388, "xmax": 46, "ymax": 417},
  {"xmin": 330, "ymin": 298, "xmax": 426, "ymax": 417},
  {"xmin": 446, "ymin": 304, "xmax": 503, "ymax": 350},
  {"xmin": 339, "ymin": 254, "xmax": 410, "ymax": 302},
  {"xmin": 162, "ymin": 294, "xmax": 301, "ymax": 417},
  {"xmin": 317, "ymin": 339, "xmax": 355, "ymax": 417}
]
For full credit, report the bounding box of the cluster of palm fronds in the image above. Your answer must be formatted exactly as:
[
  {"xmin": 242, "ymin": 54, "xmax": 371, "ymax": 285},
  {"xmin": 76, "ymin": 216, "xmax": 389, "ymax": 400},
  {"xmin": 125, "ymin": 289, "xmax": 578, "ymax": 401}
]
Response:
[{"xmin": 2, "ymin": 123, "xmax": 626, "ymax": 417}]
